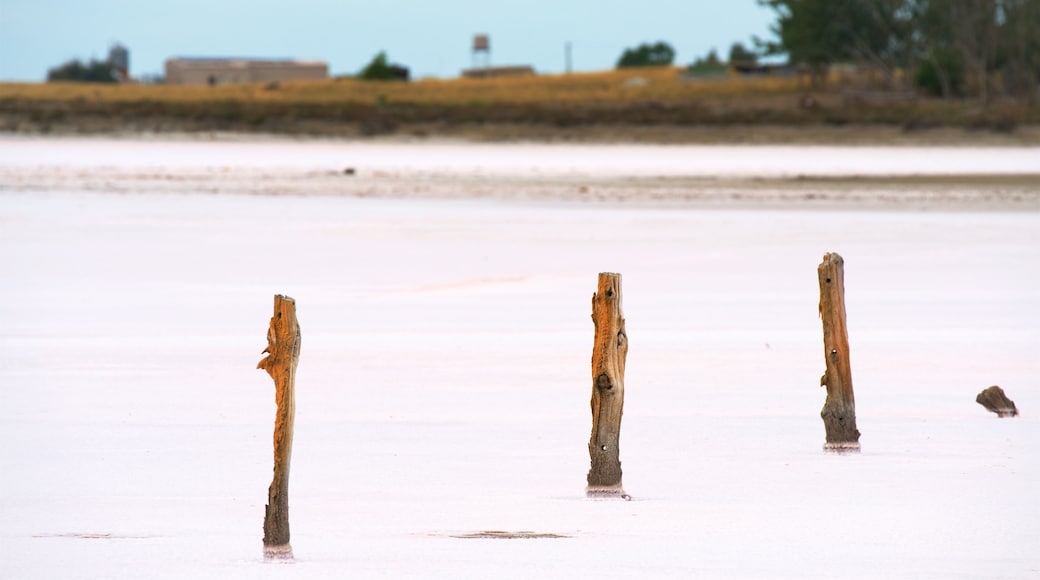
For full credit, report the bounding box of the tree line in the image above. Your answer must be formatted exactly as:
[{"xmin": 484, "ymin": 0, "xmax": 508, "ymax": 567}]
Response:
[
  {"xmin": 47, "ymin": 58, "xmax": 119, "ymax": 83},
  {"xmin": 614, "ymin": 1, "xmax": 1038, "ymax": 103},
  {"xmin": 757, "ymin": 0, "xmax": 1040, "ymax": 101},
  {"xmin": 617, "ymin": 41, "xmax": 758, "ymax": 74}
]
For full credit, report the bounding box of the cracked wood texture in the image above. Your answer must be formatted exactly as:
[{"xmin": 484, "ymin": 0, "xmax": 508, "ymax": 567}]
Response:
[
  {"xmin": 818, "ymin": 253, "xmax": 861, "ymax": 451},
  {"xmin": 587, "ymin": 273, "xmax": 629, "ymax": 498},
  {"xmin": 257, "ymin": 294, "xmax": 300, "ymax": 559}
]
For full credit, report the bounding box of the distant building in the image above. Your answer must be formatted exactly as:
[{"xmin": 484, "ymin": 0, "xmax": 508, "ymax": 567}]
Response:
[
  {"xmin": 461, "ymin": 65, "xmax": 535, "ymax": 79},
  {"xmin": 731, "ymin": 63, "xmax": 799, "ymax": 77},
  {"xmin": 164, "ymin": 58, "xmax": 328, "ymax": 85},
  {"xmin": 109, "ymin": 44, "xmax": 130, "ymax": 81}
]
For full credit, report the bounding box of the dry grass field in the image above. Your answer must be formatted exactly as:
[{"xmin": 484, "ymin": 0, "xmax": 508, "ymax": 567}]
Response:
[
  {"xmin": 1, "ymin": 66, "xmax": 1036, "ymax": 141},
  {"xmin": 1, "ymin": 67, "xmax": 803, "ymax": 105}
]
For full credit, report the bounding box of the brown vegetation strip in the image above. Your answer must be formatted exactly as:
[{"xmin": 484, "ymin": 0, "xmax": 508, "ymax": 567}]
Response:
[{"xmin": 449, "ymin": 530, "xmax": 570, "ymax": 540}]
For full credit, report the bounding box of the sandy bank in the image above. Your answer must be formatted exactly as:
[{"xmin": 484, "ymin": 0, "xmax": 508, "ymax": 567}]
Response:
[
  {"xmin": 3, "ymin": 166, "xmax": 1039, "ymax": 211},
  {"xmin": 2, "ymin": 136, "xmax": 1037, "ymax": 211},
  {"xmin": 4, "ymin": 122, "xmax": 1040, "ymax": 146}
]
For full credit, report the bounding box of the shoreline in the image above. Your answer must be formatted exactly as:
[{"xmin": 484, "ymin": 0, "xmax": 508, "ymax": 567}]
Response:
[
  {"xmin": 3, "ymin": 123, "xmax": 1040, "ymax": 147},
  {"xmin": 3, "ymin": 133, "xmax": 1037, "ymax": 212},
  {"xmin": 4, "ymin": 166, "xmax": 1037, "ymax": 212}
]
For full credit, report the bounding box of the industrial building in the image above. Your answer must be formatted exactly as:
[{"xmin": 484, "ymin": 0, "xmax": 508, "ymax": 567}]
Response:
[
  {"xmin": 460, "ymin": 65, "xmax": 536, "ymax": 79},
  {"xmin": 164, "ymin": 58, "xmax": 328, "ymax": 85}
]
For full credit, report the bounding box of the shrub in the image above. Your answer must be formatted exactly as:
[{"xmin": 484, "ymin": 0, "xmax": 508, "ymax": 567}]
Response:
[
  {"xmin": 617, "ymin": 42, "xmax": 675, "ymax": 68},
  {"xmin": 359, "ymin": 52, "xmax": 409, "ymax": 81},
  {"xmin": 728, "ymin": 42, "xmax": 757, "ymax": 67},
  {"xmin": 688, "ymin": 49, "xmax": 727, "ymax": 75}
]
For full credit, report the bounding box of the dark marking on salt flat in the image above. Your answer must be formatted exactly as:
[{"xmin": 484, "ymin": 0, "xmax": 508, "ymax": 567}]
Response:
[
  {"xmin": 449, "ymin": 530, "xmax": 570, "ymax": 540},
  {"xmin": 33, "ymin": 532, "xmax": 157, "ymax": 539}
]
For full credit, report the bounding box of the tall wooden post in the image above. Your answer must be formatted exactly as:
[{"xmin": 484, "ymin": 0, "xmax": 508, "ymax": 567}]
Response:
[
  {"xmin": 817, "ymin": 253, "xmax": 861, "ymax": 452},
  {"xmin": 257, "ymin": 294, "xmax": 300, "ymax": 559},
  {"xmin": 587, "ymin": 273, "xmax": 630, "ymax": 499}
]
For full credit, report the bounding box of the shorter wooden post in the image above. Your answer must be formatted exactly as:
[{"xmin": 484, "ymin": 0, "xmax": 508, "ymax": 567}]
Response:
[
  {"xmin": 818, "ymin": 253, "xmax": 861, "ymax": 452},
  {"xmin": 976, "ymin": 386, "xmax": 1018, "ymax": 417},
  {"xmin": 587, "ymin": 273, "xmax": 630, "ymax": 499},
  {"xmin": 257, "ymin": 294, "xmax": 300, "ymax": 559}
]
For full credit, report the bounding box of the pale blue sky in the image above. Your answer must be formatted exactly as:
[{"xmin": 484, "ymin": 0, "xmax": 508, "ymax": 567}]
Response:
[{"xmin": 0, "ymin": 1, "xmax": 777, "ymax": 81}]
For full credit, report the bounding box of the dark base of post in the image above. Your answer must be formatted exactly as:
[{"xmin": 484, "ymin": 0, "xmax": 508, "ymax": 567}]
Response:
[
  {"xmin": 820, "ymin": 404, "xmax": 860, "ymax": 453},
  {"xmin": 586, "ymin": 484, "xmax": 632, "ymax": 501},
  {"xmin": 263, "ymin": 544, "xmax": 294, "ymax": 561},
  {"xmin": 823, "ymin": 441, "xmax": 861, "ymax": 454}
]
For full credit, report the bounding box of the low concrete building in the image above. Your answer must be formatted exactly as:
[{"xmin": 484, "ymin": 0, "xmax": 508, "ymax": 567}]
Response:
[
  {"xmin": 461, "ymin": 65, "xmax": 535, "ymax": 79},
  {"xmin": 164, "ymin": 58, "xmax": 328, "ymax": 85}
]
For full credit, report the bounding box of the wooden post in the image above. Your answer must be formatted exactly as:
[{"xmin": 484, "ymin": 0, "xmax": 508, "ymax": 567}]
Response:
[
  {"xmin": 587, "ymin": 273, "xmax": 630, "ymax": 499},
  {"xmin": 818, "ymin": 253, "xmax": 861, "ymax": 452},
  {"xmin": 976, "ymin": 385, "xmax": 1018, "ymax": 417},
  {"xmin": 257, "ymin": 294, "xmax": 300, "ymax": 559}
]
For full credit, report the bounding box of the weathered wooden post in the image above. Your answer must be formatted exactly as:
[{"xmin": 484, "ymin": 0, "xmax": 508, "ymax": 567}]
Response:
[
  {"xmin": 817, "ymin": 253, "xmax": 861, "ymax": 452},
  {"xmin": 976, "ymin": 385, "xmax": 1018, "ymax": 417},
  {"xmin": 587, "ymin": 273, "xmax": 630, "ymax": 499},
  {"xmin": 257, "ymin": 294, "xmax": 300, "ymax": 559}
]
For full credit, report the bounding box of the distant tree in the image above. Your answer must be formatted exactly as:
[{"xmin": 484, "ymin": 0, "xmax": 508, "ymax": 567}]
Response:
[
  {"xmin": 728, "ymin": 42, "xmax": 758, "ymax": 66},
  {"xmin": 757, "ymin": 0, "xmax": 843, "ymax": 69},
  {"xmin": 756, "ymin": 0, "xmax": 902, "ymax": 86},
  {"xmin": 914, "ymin": 49, "xmax": 964, "ymax": 96},
  {"xmin": 941, "ymin": 0, "xmax": 1000, "ymax": 104},
  {"xmin": 47, "ymin": 58, "xmax": 117, "ymax": 83},
  {"xmin": 616, "ymin": 41, "xmax": 676, "ymax": 68},
  {"xmin": 690, "ymin": 49, "xmax": 723, "ymax": 68},
  {"xmin": 999, "ymin": 0, "xmax": 1040, "ymax": 100},
  {"xmin": 702, "ymin": 49, "xmax": 722, "ymax": 67},
  {"xmin": 358, "ymin": 51, "xmax": 409, "ymax": 81},
  {"xmin": 908, "ymin": 0, "xmax": 1040, "ymax": 102},
  {"xmin": 687, "ymin": 48, "xmax": 726, "ymax": 75},
  {"xmin": 757, "ymin": 0, "xmax": 1040, "ymax": 101}
]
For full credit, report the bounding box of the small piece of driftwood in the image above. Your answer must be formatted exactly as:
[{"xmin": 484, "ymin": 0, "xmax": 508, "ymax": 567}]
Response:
[{"xmin": 976, "ymin": 386, "xmax": 1018, "ymax": 418}]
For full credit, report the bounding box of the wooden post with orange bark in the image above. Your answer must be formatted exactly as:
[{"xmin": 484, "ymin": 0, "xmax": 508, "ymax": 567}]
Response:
[
  {"xmin": 257, "ymin": 294, "xmax": 300, "ymax": 559},
  {"xmin": 587, "ymin": 273, "xmax": 630, "ymax": 499},
  {"xmin": 817, "ymin": 253, "xmax": 861, "ymax": 452}
]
